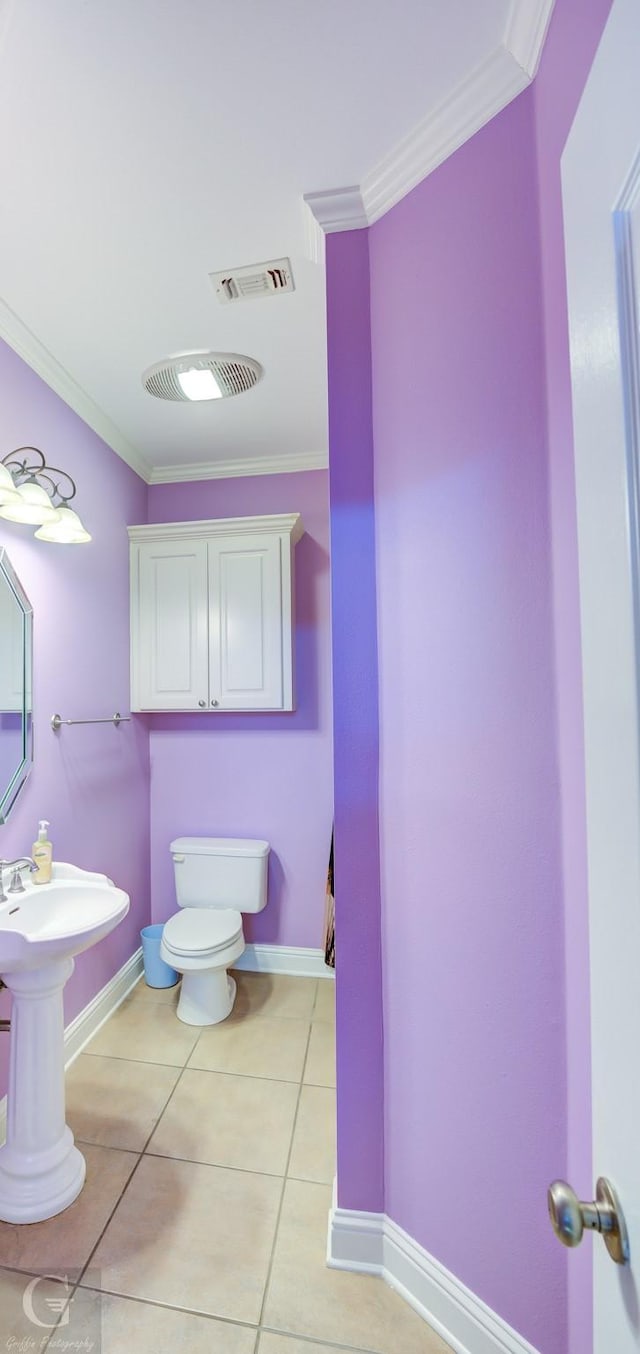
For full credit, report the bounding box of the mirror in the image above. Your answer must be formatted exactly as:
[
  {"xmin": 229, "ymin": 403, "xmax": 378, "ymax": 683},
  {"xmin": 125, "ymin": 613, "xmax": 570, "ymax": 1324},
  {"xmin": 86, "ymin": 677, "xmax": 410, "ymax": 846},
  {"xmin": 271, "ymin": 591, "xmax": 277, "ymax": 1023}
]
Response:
[{"xmin": 0, "ymin": 548, "xmax": 33, "ymax": 823}]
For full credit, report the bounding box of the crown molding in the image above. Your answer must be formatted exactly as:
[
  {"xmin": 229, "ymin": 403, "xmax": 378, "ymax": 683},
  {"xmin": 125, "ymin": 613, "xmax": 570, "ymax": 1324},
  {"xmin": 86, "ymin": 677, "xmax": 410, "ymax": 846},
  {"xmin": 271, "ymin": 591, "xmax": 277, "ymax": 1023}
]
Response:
[
  {"xmin": 148, "ymin": 449, "xmax": 327, "ymax": 484},
  {"xmin": 302, "ymin": 198, "xmax": 327, "ymax": 265},
  {"xmin": 361, "ymin": 44, "xmax": 527, "ymax": 224},
  {"xmin": 0, "ymin": 295, "xmax": 151, "ymax": 483},
  {"xmin": 505, "ymin": 0, "xmax": 556, "ymax": 76},
  {"xmin": 302, "ymin": 186, "xmax": 368, "ymax": 235},
  {"xmin": 305, "ymin": 0, "xmax": 555, "ymax": 231}
]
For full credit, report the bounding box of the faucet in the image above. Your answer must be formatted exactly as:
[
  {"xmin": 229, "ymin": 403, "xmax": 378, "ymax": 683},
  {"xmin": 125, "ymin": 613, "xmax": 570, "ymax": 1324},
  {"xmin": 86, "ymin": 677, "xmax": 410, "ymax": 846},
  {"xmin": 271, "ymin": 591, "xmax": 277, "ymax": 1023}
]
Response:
[{"xmin": 0, "ymin": 858, "xmax": 38, "ymax": 903}]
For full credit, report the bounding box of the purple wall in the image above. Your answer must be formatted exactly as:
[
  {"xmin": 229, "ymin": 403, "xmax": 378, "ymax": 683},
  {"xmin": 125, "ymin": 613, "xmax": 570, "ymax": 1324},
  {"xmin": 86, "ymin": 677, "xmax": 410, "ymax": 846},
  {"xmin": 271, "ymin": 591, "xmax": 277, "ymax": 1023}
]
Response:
[
  {"xmin": 368, "ymin": 93, "xmax": 564, "ymax": 1352},
  {"xmin": 325, "ymin": 231, "xmax": 384, "ymax": 1212},
  {"xmin": 0, "ymin": 338, "xmax": 150, "ymax": 1096},
  {"xmin": 325, "ymin": 4, "xmax": 615, "ymax": 1349},
  {"xmin": 533, "ymin": 2, "xmax": 614, "ymax": 1349},
  {"xmin": 146, "ymin": 471, "xmax": 334, "ymax": 949}
]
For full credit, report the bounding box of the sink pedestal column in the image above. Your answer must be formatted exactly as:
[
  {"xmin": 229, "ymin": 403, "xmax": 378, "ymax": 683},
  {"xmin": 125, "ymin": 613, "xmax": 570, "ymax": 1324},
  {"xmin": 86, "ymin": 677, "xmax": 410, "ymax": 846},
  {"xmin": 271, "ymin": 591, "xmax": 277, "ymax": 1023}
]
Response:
[{"xmin": 0, "ymin": 957, "xmax": 86, "ymax": 1223}]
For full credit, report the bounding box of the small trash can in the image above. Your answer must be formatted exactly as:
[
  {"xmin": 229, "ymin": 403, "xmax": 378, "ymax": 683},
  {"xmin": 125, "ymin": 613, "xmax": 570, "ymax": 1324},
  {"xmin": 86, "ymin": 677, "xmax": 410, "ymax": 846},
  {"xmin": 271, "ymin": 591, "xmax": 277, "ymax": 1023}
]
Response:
[{"xmin": 140, "ymin": 923, "xmax": 179, "ymax": 988}]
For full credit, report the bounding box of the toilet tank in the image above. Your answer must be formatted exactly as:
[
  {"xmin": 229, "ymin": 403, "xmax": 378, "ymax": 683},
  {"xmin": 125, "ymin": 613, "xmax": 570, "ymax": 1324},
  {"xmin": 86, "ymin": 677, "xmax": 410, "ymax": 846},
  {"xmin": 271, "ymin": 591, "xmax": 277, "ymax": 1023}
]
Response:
[{"xmin": 170, "ymin": 837, "xmax": 269, "ymax": 913}]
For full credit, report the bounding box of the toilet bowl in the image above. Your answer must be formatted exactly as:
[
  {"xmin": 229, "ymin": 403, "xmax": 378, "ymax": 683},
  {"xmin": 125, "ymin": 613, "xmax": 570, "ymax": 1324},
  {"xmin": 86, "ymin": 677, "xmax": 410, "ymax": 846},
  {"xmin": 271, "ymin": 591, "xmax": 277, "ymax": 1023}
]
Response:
[{"xmin": 160, "ymin": 837, "xmax": 269, "ymax": 1026}]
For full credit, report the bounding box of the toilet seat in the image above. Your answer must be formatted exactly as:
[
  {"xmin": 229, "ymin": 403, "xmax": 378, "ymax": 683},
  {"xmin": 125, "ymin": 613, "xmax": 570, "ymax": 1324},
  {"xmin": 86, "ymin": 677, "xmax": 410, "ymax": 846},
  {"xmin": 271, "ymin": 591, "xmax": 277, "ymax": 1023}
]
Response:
[{"xmin": 163, "ymin": 907, "xmax": 242, "ymax": 958}]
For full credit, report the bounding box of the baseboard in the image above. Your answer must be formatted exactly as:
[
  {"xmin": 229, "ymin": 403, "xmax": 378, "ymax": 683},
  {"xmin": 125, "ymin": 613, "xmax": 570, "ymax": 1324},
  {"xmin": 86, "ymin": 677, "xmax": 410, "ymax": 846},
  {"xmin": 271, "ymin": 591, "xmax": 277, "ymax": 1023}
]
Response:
[
  {"xmin": 233, "ymin": 943, "xmax": 334, "ymax": 979},
  {"xmin": 0, "ymin": 947, "xmax": 143, "ymax": 1144},
  {"xmin": 327, "ymin": 1189, "xmax": 540, "ymax": 1354},
  {"xmin": 63, "ymin": 946, "xmax": 144, "ymax": 1065}
]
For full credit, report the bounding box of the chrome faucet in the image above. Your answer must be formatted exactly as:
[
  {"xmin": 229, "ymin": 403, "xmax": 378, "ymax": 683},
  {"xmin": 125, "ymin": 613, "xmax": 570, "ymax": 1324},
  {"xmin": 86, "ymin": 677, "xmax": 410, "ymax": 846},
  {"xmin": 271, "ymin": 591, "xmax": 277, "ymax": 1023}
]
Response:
[{"xmin": 0, "ymin": 857, "xmax": 38, "ymax": 901}]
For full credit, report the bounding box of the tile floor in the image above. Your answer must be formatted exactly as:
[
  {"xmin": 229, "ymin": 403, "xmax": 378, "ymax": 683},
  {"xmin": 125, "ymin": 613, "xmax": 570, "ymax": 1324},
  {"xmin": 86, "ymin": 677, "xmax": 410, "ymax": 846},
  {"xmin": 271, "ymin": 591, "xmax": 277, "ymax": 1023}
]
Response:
[{"xmin": 0, "ymin": 970, "xmax": 450, "ymax": 1354}]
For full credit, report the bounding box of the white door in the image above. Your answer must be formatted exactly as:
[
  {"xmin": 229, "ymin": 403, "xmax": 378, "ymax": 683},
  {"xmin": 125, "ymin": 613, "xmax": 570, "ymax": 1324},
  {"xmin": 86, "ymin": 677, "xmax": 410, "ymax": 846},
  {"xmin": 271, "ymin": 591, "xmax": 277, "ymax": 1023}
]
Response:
[
  {"xmin": 208, "ymin": 534, "xmax": 284, "ymax": 710},
  {"xmin": 562, "ymin": 0, "xmax": 640, "ymax": 1347},
  {"xmin": 133, "ymin": 539, "xmax": 209, "ymax": 710}
]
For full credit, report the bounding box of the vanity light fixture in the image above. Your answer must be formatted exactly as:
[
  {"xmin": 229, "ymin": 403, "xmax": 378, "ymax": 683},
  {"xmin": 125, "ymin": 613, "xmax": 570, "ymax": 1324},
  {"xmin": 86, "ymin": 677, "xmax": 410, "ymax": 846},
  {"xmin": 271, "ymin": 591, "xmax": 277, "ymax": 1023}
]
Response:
[
  {"xmin": 0, "ymin": 447, "xmax": 91, "ymax": 543},
  {"xmin": 0, "ymin": 462, "xmax": 21, "ymax": 505},
  {"xmin": 35, "ymin": 507, "xmax": 91, "ymax": 544}
]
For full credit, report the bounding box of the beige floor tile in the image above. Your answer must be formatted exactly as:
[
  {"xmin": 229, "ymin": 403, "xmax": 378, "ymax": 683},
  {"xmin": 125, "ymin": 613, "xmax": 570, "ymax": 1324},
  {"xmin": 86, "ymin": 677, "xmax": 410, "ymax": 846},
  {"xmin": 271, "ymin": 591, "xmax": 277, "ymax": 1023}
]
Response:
[
  {"xmin": 148, "ymin": 1069, "xmax": 299, "ymax": 1175},
  {"xmin": 88, "ymin": 1153, "xmax": 281, "ymax": 1323},
  {"xmin": 313, "ymin": 979, "xmax": 335, "ymax": 1024},
  {"xmin": 189, "ymin": 1015, "xmax": 310, "ymax": 1083},
  {"xmin": 65, "ymin": 1288, "xmax": 256, "ymax": 1353},
  {"xmin": 288, "ymin": 1086, "xmax": 336, "ymax": 1185},
  {"xmin": 263, "ymin": 1179, "xmax": 451, "ymax": 1354},
  {"xmin": 232, "ymin": 972, "xmax": 317, "ymax": 1021},
  {"xmin": 66, "ymin": 1055, "xmax": 181, "ymax": 1151},
  {"xmin": 0, "ymin": 1269, "xmax": 73, "ymax": 1344},
  {"xmin": 259, "ymin": 1336, "xmax": 351, "ymax": 1354},
  {"xmin": 303, "ymin": 1022, "xmax": 336, "ymax": 1088},
  {"xmin": 85, "ymin": 1001, "xmax": 200, "ymax": 1066},
  {"xmin": 0, "ymin": 1144, "xmax": 138, "ymax": 1273},
  {"xmin": 123, "ymin": 976, "xmax": 182, "ymax": 1008}
]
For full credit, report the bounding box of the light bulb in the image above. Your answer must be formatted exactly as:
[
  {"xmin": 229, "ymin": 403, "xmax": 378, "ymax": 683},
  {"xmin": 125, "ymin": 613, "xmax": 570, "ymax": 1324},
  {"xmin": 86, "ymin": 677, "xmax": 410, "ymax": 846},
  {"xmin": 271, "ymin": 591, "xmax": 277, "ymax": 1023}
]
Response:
[
  {"xmin": 0, "ymin": 480, "xmax": 60, "ymax": 524},
  {"xmin": 0, "ymin": 463, "xmax": 20, "ymax": 505},
  {"xmin": 177, "ymin": 368, "xmax": 223, "ymax": 401},
  {"xmin": 34, "ymin": 506, "xmax": 91, "ymax": 543}
]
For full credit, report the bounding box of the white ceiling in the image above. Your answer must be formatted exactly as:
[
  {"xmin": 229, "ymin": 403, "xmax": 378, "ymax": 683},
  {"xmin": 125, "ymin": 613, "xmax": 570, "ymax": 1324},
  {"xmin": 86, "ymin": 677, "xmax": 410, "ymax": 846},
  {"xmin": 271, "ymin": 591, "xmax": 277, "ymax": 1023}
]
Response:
[{"xmin": 0, "ymin": 0, "xmax": 548, "ymax": 483}]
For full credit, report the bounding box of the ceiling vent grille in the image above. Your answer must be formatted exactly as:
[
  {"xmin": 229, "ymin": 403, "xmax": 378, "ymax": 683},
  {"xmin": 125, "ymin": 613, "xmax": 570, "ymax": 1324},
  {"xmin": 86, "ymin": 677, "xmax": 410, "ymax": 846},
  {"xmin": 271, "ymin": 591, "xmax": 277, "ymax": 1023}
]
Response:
[
  {"xmin": 210, "ymin": 257, "xmax": 295, "ymax": 305},
  {"xmin": 142, "ymin": 351, "xmax": 263, "ymax": 402}
]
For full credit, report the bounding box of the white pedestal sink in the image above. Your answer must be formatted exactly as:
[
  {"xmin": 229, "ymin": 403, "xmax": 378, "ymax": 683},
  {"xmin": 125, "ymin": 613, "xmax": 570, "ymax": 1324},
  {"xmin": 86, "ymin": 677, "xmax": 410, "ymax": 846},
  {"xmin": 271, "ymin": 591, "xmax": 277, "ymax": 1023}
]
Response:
[{"xmin": 0, "ymin": 863, "xmax": 129, "ymax": 1223}]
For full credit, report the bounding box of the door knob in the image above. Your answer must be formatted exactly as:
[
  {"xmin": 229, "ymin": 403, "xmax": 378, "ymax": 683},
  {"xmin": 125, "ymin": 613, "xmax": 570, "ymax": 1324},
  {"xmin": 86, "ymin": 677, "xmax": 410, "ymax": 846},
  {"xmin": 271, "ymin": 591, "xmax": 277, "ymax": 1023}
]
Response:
[
  {"xmin": 548, "ymin": 1178, "xmax": 629, "ymax": 1265},
  {"xmin": 211, "ymin": 699, "xmax": 219, "ymax": 707},
  {"xmin": 198, "ymin": 699, "xmax": 206, "ymax": 708}
]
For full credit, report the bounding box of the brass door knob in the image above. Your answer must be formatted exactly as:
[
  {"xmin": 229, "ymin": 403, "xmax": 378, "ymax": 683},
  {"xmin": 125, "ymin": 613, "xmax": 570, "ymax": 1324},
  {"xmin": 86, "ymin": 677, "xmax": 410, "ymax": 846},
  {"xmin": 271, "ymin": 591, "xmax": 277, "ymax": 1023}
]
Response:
[{"xmin": 548, "ymin": 1178, "xmax": 629, "ymax": 1265}]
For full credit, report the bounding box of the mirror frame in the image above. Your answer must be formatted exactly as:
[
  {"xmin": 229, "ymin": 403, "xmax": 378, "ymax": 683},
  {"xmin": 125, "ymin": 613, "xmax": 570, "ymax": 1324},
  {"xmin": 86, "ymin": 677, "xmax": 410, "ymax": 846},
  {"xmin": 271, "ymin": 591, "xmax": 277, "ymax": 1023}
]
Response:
[{"xmin": 0, "ymin": 547, "xmax": 33, "ymax": 824}]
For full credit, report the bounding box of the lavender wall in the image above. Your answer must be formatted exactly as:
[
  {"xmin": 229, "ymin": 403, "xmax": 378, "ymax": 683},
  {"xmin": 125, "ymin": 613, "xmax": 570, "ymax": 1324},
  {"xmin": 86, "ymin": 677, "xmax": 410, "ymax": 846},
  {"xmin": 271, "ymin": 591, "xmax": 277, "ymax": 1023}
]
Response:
[
  {"xmin": 324, "ymin": 5, "xmax": 616, "ymax": 1350},
  {"xmin": 325, "ymin": 231, "xmax": 385, "ymax": 1212},
  {"xmin": 366, "ymin": 92, "xmax": 564, "ymax": 1352},
  {"xmin": 146, "ymin": 471, "xmax": 333, "ymax": 949},
  {"xmin": 0, "ymin": 338, "xmax": 150, "ymax": 1096},
  {"xmin": 533, "ymin": 2, "xmax": 614, "ymax": 1349}
]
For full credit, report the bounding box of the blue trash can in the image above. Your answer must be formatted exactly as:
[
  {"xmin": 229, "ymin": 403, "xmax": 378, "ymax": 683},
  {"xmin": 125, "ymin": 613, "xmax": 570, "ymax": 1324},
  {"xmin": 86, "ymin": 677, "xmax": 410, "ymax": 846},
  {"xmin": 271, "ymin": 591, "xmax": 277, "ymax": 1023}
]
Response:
[{"xmin": 140, "ymin": 923, "xmax": 179, "ymax": 988}]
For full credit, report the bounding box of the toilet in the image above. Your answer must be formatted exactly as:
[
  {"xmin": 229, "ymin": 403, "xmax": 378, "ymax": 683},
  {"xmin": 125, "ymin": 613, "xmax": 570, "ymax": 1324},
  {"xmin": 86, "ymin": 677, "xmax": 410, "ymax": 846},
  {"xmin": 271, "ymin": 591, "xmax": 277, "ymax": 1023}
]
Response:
[{"xmin": 160, "ymin": 836, "xmax": 270, "ymax": 1026}]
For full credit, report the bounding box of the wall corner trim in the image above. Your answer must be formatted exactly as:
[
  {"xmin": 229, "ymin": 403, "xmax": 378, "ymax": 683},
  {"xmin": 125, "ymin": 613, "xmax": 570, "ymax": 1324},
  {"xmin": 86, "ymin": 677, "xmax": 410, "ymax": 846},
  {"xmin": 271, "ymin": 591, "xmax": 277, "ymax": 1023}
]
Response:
[
  {"xmin": 504, "ymin": 0, "xmax": 556, "ymax": 77},
  {"xmin": 0, "ymin": 947, "xmax": 144, "ymax": 1144},
  {"xmin": 305, "ymin": 0, "xmax": 555, "ymax": 231},
  {"xmin": 327, "ymin": 1195, "xmax": 541, "ymax": 1354},
  {"xmin": 234, "ymin": 943, "xmax": 335, "ymax": 979},
  {"xmin": 303, "ymin": 187, "xmax": 369, "ymax": 235}
]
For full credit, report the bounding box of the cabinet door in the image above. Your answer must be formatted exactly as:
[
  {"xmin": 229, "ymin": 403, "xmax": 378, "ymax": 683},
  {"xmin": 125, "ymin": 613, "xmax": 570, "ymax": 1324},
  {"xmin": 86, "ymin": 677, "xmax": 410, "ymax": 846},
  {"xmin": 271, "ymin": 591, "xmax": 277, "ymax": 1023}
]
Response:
[
  {"xmin": 208, "ymin": 534, "xmax": 284, "ymax": 709},
  {"xmin": 133, "ymin": 540, "xmax": 209, "ymax": 710}
]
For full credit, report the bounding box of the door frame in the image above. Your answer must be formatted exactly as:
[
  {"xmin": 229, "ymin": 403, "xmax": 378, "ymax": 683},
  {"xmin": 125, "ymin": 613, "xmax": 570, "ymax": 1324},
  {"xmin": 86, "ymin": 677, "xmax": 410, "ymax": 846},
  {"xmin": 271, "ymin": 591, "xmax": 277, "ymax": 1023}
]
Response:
[{"xmin": 562, "ymin": 0, "xmax": 640, "ymax": 1347}]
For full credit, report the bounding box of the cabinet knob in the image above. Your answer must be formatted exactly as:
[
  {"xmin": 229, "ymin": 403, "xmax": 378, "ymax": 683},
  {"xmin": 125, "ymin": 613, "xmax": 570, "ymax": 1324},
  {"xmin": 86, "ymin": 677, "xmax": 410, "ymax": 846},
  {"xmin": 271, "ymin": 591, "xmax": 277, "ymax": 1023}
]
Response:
[
  {"xmin": 211, "ymin": 699, "xmax": 219, "ymax": 707},
  {"xmin": 198, "ymin": 699, "xmax": 206, "ymax": 708}
]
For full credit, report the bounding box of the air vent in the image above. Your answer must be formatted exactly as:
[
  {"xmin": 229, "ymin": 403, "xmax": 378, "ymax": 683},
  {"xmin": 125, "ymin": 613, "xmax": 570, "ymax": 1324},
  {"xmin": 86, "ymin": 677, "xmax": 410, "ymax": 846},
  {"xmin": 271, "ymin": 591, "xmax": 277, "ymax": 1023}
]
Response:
[
  {"xmin": 142, "ymin": 351, "xmax": 263, "ymax": 402},
  {"xmin": 210, "ymin": 257, "xmax": 295, "ymax": 305}
]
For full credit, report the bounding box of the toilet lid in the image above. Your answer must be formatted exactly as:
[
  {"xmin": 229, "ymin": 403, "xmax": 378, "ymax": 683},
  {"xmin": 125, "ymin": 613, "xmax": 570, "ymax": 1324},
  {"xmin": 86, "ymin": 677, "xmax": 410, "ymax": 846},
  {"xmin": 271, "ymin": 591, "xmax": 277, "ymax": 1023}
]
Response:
[{"xmin": 163, "ymin": 908, "xmax": 243, "ymax": 956}]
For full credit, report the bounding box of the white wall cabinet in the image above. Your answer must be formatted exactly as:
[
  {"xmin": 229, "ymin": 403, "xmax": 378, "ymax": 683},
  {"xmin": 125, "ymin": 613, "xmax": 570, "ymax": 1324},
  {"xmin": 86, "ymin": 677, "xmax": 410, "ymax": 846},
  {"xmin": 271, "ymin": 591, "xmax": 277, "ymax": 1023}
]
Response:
[{"xmin": 128, "ymin": 514, "xmax": 303, "ymax": 712}]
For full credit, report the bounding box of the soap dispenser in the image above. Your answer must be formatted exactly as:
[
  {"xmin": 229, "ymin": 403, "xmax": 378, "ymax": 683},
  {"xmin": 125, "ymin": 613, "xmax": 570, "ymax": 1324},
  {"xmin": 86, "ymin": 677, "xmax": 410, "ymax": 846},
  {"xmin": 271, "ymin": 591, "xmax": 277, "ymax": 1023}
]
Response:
[{"xmin": 32, "ymin": 819, "xmax": 53, "ymax": 884}]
